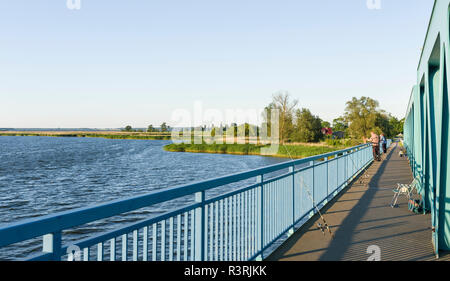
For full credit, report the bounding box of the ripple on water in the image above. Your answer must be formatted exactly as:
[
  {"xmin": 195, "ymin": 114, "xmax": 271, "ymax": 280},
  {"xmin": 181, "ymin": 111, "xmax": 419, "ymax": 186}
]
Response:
[{"xmin": 0, "ymin": 136, "xmax": 287, "ymax": 259}]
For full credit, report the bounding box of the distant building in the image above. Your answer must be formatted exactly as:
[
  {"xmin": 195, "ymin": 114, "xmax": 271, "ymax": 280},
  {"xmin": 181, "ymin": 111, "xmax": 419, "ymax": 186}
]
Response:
[
  {"xmin": 321, "ymin": 127, "xmax": 332, "ymax": 136},
  {"xmin": 332, "ymin": 131, "xmax": 345, "ymax": 139}
]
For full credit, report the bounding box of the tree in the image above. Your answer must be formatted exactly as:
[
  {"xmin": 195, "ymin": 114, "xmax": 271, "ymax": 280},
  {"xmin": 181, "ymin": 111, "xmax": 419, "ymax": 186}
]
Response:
[
  {"xmin": 332, "ymin": 117, "xmax": 348, "ymax": 132},
  {"xmin": 271, "ymin": 91, "xmax": 298, "ymax": 143},
  {"xmin": 375, "ymin": 112, "xmax": 391, "ymax": 137},
  {"xmin": 344, "ymin": 97, "xmax": 379, "ymax": 138},
  {"xmin": 147, "ymin": 125, "xmax": 155, "ymax": 132},
  {"xmin": 388, "ymin": 116, "xmax": 404, "ymax": 137},
  {"xmin": 160, "ymin": 122, "xmax": 168, "ymax": 132},
  {"xmin": 261, "ymin": 105, "xmax": 274, "ymax": 138},
  {"xmin": 321, "ymin": 121, "xmax": 331, "ymax": 128},
  {"xmin": 293, "ymin": 108, "xmax": 323, "ymax": 142},
  {"xmin": 231, "ymin": 123, "xmax": 238, "ymax": 138},
  {"xmin": 124, "ymin": 125, "xmax": 133, "ymax": 132}
]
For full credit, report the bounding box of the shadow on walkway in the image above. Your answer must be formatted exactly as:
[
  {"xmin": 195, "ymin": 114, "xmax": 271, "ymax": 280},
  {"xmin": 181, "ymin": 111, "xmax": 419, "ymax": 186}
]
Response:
[{"xmin": 318, "ymin": 147, "xmax": 395, "ymax": 260}]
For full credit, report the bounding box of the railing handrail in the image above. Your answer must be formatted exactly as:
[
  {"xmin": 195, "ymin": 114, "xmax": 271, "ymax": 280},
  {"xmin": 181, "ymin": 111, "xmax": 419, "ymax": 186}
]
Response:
[{"xmin": 0, "ymin": 143, "xmax": 370, "ymax": 249}]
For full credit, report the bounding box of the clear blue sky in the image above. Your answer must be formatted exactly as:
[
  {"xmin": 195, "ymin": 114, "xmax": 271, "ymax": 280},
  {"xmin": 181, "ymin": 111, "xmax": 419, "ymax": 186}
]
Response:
[{"xmin": 0, "ymin": 0, "xmax": 434, "ymax": 128}]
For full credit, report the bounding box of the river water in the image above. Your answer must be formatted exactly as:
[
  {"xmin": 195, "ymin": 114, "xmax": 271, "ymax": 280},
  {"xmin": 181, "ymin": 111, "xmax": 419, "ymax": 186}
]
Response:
[{"xmin": 0, "ymin": 136, "xmax": 287, "ymax": 260}]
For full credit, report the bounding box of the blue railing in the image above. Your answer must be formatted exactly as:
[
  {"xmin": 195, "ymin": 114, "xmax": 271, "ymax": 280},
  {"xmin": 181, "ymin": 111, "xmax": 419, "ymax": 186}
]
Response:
[{"xmin": 0, "ymin": 142, "xmax": 385, "ymax": 261}]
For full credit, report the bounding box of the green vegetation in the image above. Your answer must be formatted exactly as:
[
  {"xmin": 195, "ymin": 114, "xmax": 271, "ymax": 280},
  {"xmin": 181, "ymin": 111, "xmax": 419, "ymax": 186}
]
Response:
[
  {"xmin": 164, "ymin": 142, "xmax": 344, "ymax": 159},
  {"xmin": 2, "ymin": 93, "xmax": 403, "ymax": 160},
  {"xmin": 342, "ymin": 96, "xmax": 404, "ymax": 139},
  {"xmin": 122, "ymin": 123, "xmax": 171, "ymax": 133},
  {"xmin": 261, "ymin": 93, "xmax": 404, "ymax": 143},
  {"xmin": 0, "ymin": 131, "xmax": 172, "ymax": 140},
  {"xmin": 293, "ymin": 108, "xmax": 323, "ymax": 142}
]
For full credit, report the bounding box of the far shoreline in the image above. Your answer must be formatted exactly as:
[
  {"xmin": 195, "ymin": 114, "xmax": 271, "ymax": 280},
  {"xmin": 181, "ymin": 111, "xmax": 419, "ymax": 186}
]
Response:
[
  {"xmin": 1, "ymin": 131, "xmax": 359, "ymax": 159},
  {"xmin": 0, "ymin": 131, "xmax": 172, "ymax": 141}
]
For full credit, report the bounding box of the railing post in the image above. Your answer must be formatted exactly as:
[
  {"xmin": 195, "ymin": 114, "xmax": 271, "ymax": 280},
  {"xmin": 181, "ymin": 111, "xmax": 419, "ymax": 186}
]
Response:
[
  {"xmin": 325, "ymin": 157, "xmax": 329, "ymax": 203},
  {"xmin": 336, "ymin": 153, "xmax": 339, "ymax": 195},
  {"xmin": 288, "ymin": 166, "xmax": 295, "ymax": 237},
  {"xmin": 43, "ymin": 231, "xmax": 62, "ymax": 261},
  {"xmin": 194, "ymin": 191, "xmax": 205, "ymax": 261},
  {"xmin": 309, "ymin": 160, "xmax": 315, "ymax": 218},
  {"xmin": 256, "ymin": 174, "xmax": 264, "ymax": 261}
]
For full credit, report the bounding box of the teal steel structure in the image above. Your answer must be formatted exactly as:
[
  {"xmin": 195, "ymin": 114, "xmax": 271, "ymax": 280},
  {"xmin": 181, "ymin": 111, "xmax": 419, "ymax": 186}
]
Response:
[{"xmin": 404, "ymin": 0, "xmax": 450, "ymax": 255}]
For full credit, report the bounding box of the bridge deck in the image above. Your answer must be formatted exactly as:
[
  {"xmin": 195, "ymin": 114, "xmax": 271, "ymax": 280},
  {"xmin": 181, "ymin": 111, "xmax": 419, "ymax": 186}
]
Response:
[{"xmin": 267, "ymin": 144, "xmax": 447, "ymax": 261}]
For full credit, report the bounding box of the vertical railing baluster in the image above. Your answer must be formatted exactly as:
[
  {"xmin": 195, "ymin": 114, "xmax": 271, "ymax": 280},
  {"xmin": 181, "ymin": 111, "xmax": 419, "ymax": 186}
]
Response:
[
  {"xmin": 132, "ymin": 230, "xmax": 138, "ymax": 261},
  {"xmin": 215, "ymin": 201, "xmax": 219, "ymax": 261},
  {"xmin": 121, "ymin": 234, "xmax": 127, "ymax": 261},
  {"xmin": 83, "ymin": 247, "xmax": 89, "ymax": 261},
  {"xmin": 311, "ymin": 161, "xmax": 315, "ymax": 213},
  {"xmin": 242, "ymin": 191, "xmax": 246, "ymax": 260},
  {"xmin": 190, "ymin": 210, "xmax": 194, "ymax": 261},
  {"xmin": 184, "ymin": 213, "xmax": 188, "ymax": 261},
  {"xmin": 289, "ymin": 166, "xmax": 295, "ymax": 236},
  {"xmin": 231, "ymin": 195, "xmax": 237, "ymax": 261},
  {"xmin": 143, "ymin": 227, "xmax": 148, "ymax": 261},
  {"xmin": 244, "ymin": 191, "xmax": 251, "ymax": 260},
  {"xmin": 251, "ymin": 189, "xmax": 255, "ymax": 258},
  {"xmin": 224, "ymin": 197, "xmax": 229, "ymax": 261},
  {"xmin": 110, "ymin": 238, "xmax": 116, "ymax": 261},
  {"xmin": 268, "ymin": 183, "xmax": 271, "ymax": 243},
  {"xmin": 97, "ymin": 242, "xmax": 103, "ymax": 261},
  {"xmin": 194, "ymin": 191, "xmax": 205, "ymax": 261},
  {"xmin": 43, "ymin": 231, "xmax": 62, "ymax": 261},
  {"xmin": 209, "ymin": 204, "xmax": 213, "ymax": 261},
  {"xmin": 219, "ymin": 199, "xmax": 224, "ymax": 261},
  {"xmin": 325, "ymin": 157, "xmax": 329, "ymax": 201},
  {"xmin": 237, "ymin": 193, "xmax": 241, "ymax": 261},
  {"xmin": 284, "ymin": 178, "xmax": 287, "ymax": 232},
  {"xmin": 177, "ymin": 215, "xmax": 181, "ymax": 261},
  {"xmin": 283, "ymin": 178, "xmax": 286, "ymax": 233},
  {"xmin": 239, "ymin": 192, "xmax": 243, "ymax": 261},
  {"xmin": 256, "ymin": 174, "xmax": 264, "ymax": 261},
  {"xmin": 161, "ymin": 220, "xmax": 166, "ymax": 261},
  {"xmin": 273, "ymin": 182, "xmax": 276, "ymax": 239},
  {"xmin": 169, "ymin": 217, "xmax": 174, "ymax": 261},
  {"xmin": 152, "ymin": 223, "xmax": 157, "ymax": 261},
  {"xmin": 336, "ymin": 155, "xmax": 339, "ymax": 193},
  {"xmin": 204, "ymin": 204, "xmax": 209, "ymax": 261}
]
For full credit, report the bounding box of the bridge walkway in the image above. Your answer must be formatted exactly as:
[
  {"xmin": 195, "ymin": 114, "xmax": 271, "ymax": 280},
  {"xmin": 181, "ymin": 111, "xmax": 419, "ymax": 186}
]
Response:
[{"xmin": 267, "ymin": 144, "xmax": 449, "ymax": 261}]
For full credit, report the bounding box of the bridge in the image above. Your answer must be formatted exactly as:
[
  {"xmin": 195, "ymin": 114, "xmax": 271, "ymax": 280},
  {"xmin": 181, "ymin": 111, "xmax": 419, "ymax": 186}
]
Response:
[
  {"xmin": 1, "ymin": 0, "xmax": 449, "ymax": 261},
  {"xmin": 0, "ymin": 143, "xmax": 386, "ymax": 261},
  {"xmin": 268, "ymin": 144, "xmax": 446, "ymax": 261}
]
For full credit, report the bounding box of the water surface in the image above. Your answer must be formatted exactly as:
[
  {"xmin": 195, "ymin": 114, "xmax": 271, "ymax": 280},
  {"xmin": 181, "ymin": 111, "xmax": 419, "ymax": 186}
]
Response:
[{"xmin": 0, "ymin": 136, "xmax": 287, "ymax": 259}]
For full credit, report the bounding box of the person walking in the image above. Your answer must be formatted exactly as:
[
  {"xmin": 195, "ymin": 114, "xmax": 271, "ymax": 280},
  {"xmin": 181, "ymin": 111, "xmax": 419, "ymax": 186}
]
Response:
[
  {"xmin": 364, "ymin": 131, "xmax": 381, "ymax": 161},
  {"xmin": 380, "ymin": 133, "xmax": 387, "ymax": 154}
]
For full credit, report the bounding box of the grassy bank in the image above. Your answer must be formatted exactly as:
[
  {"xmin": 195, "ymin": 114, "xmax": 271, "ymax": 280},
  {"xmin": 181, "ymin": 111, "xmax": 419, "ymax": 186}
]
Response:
[
  {"xmin": 2, "ymin": 131, "xmax": 359, "ymax": 159},
  {"xmin": 163, "ymin": 143, "xmax": 344, "ymax": 159},
  {"xmin": 0, "ymin": 131, "xmax": 172, "ymax": 140}
]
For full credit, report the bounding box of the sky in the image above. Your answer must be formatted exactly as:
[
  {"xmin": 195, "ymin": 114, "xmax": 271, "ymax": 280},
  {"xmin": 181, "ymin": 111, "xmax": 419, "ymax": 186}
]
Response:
[{"xmin": 0, "ymin": 0, "xmax": 435, "ymax": 128}]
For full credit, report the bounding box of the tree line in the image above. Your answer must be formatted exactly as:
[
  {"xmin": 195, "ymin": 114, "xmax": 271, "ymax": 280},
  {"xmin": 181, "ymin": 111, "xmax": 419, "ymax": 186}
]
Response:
[
  {"xmin": 122, "ymin": 92, "xmax": 404, "ymax": 143},
  {"xmin": 263, "ymin": 92, "xmax": 404, "ymax": 144},
  {"xmin": 122, "ymin": 122, "xmax": 170, "ymax": 133}
]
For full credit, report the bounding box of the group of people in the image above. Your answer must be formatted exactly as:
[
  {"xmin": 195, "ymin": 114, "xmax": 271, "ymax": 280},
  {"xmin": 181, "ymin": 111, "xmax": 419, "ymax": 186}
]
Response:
[{"xmin": 364, "ymin": 132, "xmax": 387, "ymax": 161}]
